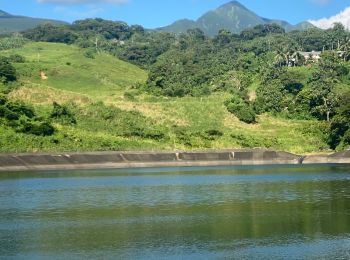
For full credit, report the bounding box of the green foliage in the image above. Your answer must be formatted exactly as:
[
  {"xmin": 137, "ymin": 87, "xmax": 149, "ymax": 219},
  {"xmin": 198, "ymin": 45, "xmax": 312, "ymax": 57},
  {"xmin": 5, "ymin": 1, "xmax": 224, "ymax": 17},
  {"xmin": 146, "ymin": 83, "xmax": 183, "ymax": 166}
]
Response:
[
  {"xmin": 5, "ymin": 18, "xmax": 350, "ymax": 153},
  {"xmin": 23, "ymin": 24, "xmax": 77, "ymax": 44},
  {"xmin": 8, "ymin": 54, "xmax": 25, "ymax": 63},
  {"xmin": 328, "ymin": 91, "xmax": 350, "ymax": 150},
  {"xmin": 240, "ymin": 24, "xmax": 285, "ymax": 40},
  {"xmin": 0, "ymin": 35, "xmax": 29, "ymax": 50},
  {"xmin": 50, "ymin": 102, "xmax": 77, "ymax": 125},
  {"xmin": 71, "ymin": 18, "xmax": 132, "ymax": 40},
  {"xmin": 0, "ymin": 94, "xmax": 54, "ymax": 136},
  {"xmin": 231, "ymin": 132, "xmax": 280, "ymax": 148},
  {"xmin": 75, "ymin": 101, "xmax": 167, "ymax": 141},
  {"xmin": 84, "ymin": 48, "xmax": 96, "ymax": 59},
  {"xmin": 225, "ymin": 95, "xmax": 256, "ymax": 124},
  {"xmin": 117, "ymin": 34, "xmax": 175, "ymax": 68},
  {"xmin": 0, "ymin": 56, "xmax": 16, "ymax": 82},
  {"xmin": 173, "ymin": 127, "xmax": 223, "ymax": 148},
  {"xmin": 16, "ymin": 118, "xmax": 55, "ymax": 136},
  {"xmin": 255, "ymin": 80, "xmax": 285, "ymax": 114}
]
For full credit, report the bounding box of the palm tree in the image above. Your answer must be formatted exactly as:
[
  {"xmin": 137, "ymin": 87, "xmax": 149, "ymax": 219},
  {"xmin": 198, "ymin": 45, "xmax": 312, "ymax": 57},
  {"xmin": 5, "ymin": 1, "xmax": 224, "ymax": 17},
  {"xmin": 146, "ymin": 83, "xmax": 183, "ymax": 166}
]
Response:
[
  {"xmin": 274, "ymin": 42, "xmax": 302, "ymax": 67},
  {"xmin": 340, "ymin": 38, "xmax": 350, "ymax": 62},
  {"xmin": 274, "ymin": 49, "xmax": 285, "ymax": 67}
]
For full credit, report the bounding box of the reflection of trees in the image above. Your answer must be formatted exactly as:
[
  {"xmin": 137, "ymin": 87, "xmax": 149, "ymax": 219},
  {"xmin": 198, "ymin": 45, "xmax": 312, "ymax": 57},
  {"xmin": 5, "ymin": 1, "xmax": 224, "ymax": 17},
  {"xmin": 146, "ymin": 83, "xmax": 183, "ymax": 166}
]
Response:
[{"xmin": 3, "ymin": 170, "xmax": 350, "ymax": 256}]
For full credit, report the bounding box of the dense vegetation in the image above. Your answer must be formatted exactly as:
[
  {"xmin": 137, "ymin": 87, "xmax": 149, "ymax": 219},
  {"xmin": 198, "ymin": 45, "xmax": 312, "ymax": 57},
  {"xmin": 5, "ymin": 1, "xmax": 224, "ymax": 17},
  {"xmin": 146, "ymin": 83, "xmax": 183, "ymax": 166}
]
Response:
[{"xmin": 0, "ymin": 18, "xmax": 349, "ymax": 153}]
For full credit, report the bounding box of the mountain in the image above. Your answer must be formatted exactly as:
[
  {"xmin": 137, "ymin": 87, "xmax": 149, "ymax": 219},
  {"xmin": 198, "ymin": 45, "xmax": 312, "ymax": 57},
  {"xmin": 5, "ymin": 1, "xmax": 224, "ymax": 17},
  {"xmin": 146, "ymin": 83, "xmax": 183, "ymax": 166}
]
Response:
[
  {"xmin": 159, "ymin": 1, "xmax": 315, "ymax": 36},
  {"xmin": 0, "ymin": 10, "xmax": 67, "ymax": 34}
]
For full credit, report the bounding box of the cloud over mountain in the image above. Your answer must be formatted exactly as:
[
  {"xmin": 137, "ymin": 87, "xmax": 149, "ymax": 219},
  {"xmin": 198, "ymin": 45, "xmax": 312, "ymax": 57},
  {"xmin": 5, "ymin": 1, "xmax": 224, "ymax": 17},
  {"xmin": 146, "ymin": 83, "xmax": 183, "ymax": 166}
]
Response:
[
  {"xmin": 37, "ymin": 0, "xmax": 128, "ymax": 5},
  {"xmin": 309, "ymin": 6, "xmax": 350, "ymax": 29}
]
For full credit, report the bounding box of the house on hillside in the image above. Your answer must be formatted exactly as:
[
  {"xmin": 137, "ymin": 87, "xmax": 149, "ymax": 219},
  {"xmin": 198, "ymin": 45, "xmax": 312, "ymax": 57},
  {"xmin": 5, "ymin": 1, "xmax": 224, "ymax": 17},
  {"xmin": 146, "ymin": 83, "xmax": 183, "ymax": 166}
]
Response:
[
  {"xmin": 299, "ymin": 51, "xmax": 321, "ymax": 62},
  {"xmin": 299, "ymin": 50, "xmax": 345, "ymax": 63}
]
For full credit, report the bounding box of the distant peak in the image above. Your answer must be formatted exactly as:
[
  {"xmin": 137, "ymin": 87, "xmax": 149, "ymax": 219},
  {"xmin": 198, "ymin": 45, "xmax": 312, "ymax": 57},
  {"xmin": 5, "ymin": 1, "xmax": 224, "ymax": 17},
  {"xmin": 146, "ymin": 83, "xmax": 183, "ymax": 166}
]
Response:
[
  {"xmin": 220, "ymin": 1, "xmax": 250, "ymax": 11},
  {"xmin": 0, "ymin": 10, "xmax": 11, "ymax": 16}
]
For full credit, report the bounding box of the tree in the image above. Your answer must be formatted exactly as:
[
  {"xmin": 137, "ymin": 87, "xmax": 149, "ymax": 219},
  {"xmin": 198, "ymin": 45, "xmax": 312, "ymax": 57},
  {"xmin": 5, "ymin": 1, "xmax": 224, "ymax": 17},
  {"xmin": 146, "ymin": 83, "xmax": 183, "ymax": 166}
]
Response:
[
  {"xmin": 214, "ymin": 29, "xmax": 233, "ymax": 46},
  {"xmin": 23, "ymin": 23, "xmax": 77, "ymax": 44},
  {"xmin": 50, "ymin": 102, "xmax": 77, "ymax": 125},
  {"xmin": 0, "ymin": 57, "xmax": 16, "ymax": 82},
  {"xmin": 328, "ymin": 91, "xmax": 350, "ymax": 149},
  {"xmin": 339, "ymin": 37, "xmax": 350, "ymax": 62},
  {"xmin": 255, "ymin": 80, "xmax": 285, "ymax": 114},
  {"xmin": 240, "ymin": 23, "xmax": 285, "ymax": 40},
  {"xmin": 225, "ymin": 95, "xmax": 256, "ymax": 124}
]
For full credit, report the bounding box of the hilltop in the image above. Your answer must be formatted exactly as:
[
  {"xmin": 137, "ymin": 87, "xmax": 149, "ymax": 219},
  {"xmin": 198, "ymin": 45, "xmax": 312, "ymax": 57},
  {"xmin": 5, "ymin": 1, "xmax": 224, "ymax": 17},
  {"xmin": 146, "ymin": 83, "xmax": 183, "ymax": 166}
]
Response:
[{"xmin": 159, "ymin": 1, "xmax": 315, "ymax": 36}]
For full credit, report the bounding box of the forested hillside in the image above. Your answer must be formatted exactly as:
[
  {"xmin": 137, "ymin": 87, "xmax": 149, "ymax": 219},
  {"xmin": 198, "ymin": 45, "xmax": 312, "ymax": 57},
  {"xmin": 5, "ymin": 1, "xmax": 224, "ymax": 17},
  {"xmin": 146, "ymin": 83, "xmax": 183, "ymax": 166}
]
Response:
[{"xmin": 0, "ymin": 17, "xmax": 349, "ymax": 153}]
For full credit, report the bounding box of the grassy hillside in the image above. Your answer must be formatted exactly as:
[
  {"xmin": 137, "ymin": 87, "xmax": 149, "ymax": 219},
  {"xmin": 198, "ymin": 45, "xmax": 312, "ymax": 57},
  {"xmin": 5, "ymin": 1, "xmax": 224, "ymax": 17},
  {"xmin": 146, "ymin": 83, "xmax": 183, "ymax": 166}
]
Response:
[
  {"xmin": 1, "ymin": 42, "xmax": 147, "ymax": 99},
  {"xmin": 0, "ymin": 42, "xmax": 329, "ymax": 154}
]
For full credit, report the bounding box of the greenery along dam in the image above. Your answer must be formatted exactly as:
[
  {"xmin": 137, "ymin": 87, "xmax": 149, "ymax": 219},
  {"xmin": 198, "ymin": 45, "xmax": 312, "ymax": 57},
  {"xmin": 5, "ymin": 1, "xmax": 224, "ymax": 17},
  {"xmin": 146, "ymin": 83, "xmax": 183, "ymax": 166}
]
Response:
[{"xmin": 1, "ymin": 164, "xmax": 350, "ymax": 259}]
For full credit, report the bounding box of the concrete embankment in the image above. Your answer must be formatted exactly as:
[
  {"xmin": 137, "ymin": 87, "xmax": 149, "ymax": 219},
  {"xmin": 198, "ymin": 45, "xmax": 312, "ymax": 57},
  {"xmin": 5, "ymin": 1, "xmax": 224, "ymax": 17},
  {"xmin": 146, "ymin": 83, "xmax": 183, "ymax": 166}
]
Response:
[
  {"xmin": 303, "ymin": 150, "xmax": 350, "ymax": 164},
  {"xmin": 0, "ymin": 149, "xmax": 348, "ymax": 172}
]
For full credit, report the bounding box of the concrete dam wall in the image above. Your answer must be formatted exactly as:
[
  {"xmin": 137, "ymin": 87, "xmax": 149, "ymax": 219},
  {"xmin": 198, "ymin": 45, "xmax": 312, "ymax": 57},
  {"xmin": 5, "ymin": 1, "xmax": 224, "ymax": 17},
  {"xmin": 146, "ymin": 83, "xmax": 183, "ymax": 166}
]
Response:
[{"xmin": 0, "ymin": 149, "xmax": 349, "ymax": 172}]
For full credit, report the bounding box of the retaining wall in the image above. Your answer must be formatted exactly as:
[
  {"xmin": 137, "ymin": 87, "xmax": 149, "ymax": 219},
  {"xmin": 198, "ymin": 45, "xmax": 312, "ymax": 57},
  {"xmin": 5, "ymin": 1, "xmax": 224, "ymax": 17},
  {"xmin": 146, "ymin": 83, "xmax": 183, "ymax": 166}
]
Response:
[{"xmin": 0, "ymin": 150, "xmax": 348, "ymax": 172}]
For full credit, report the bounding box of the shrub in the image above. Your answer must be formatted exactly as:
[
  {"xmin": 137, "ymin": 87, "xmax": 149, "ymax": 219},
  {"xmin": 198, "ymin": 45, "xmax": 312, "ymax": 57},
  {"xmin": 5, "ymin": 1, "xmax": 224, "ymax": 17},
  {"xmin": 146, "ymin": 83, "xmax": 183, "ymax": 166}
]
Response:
[
  {"xmin": 5, "ymin": 100, "xmax": 35, "ymax": 118},
  {"xmin": 203, "ymin": 129, "xmax": 224, "ymax": 140},
  {"xmin": 17, "ymin": 119, "xmax": 55, "ymax": 136},
  {"xmin": 84, "ymin": 49, "xmax": 96, "ymax": 59},
  {"xmin": 0, "ymin": 56, "xmax": 17, "ymax": 82},
  {"xmin": 0, "ymin": 93, "xmax": 7, "ymax": 105},
  {"xmin": 0, "ymin": 94, "xmax": 55, "ymax": 136},
  {"xmin": 225, "ymin": 96, "xmax": 256, "ymax": 124},
  {"xmin": 231, "ymin": 132, "xmax": 279, "ymax": 148},
  {"xmin": 9, "ymin": 54, "xmax": 25, "ymax": 63},
  {"xmin": 50, "ymin": 102, "xmax": 77, "ymax": 125}
]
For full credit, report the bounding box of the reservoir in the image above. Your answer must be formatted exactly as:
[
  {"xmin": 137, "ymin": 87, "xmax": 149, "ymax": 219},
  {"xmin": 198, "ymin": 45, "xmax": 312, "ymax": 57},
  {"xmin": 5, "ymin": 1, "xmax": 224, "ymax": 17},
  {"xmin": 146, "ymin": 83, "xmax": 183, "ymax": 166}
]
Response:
[{"xmin": 1, "ymin": 164, "xmax": 350, "ymax": 259}]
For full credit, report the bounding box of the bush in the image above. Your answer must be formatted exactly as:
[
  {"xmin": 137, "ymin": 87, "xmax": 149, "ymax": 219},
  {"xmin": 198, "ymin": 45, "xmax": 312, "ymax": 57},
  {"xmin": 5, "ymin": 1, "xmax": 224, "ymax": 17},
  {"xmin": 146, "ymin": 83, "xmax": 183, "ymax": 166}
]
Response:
[
  {"xmin": 203, "ymin": 129, "xmax": 224, "ymax": 140},
  {"xmin": 0, "ymin": 93, "xmax": 7, "ymax": 105},
  {"xmin": 50, "ymin": 102, "xmax": 77, "ymax": 125},
  {"xmin": 0, "ymin": 95, "xmax": 55, "ymax": 136},
  {"xmin": 5, "ymin": 100, "xmax": 35, "ymax": 118},
  {"xmin": 9, "ymin": 54, "xmax": 25, "ymax": 63},
  {"xmin": 0, "ymin": 56, "xmax": 17, "ymax": 82},
  {"xmin": 84, "ymin": 49, "xmax": 96, "ymax": 59},
  {"xmin": 225, "ymin": 96, "xmax": 256, "ymax": 124},
  {"xmin": 17, "ymin": 120, "xmax": 55, "ymax": 136},
  {"xmin": 231, "ymin": 132, "xmax": 279, "ymax": 148}
]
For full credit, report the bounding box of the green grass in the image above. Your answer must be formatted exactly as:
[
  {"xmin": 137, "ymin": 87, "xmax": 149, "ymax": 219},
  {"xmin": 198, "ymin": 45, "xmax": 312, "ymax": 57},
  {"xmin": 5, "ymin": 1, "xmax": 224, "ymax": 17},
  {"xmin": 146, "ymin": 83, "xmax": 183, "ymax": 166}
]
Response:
[
  {"xmin": 2, "ymin": 42, "xmax": 147, "ymax": 99},
  {"xmin": 0, "ymin": 42, "xmax": 331, "ymax": 154}
]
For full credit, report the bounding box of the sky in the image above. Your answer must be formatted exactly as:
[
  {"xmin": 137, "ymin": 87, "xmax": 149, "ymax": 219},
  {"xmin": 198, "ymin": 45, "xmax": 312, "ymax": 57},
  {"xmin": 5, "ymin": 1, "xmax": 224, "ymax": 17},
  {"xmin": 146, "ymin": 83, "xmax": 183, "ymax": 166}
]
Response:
[{"xmin": 1, "ymin": 0, "xmax": 350, "ymax": 29}]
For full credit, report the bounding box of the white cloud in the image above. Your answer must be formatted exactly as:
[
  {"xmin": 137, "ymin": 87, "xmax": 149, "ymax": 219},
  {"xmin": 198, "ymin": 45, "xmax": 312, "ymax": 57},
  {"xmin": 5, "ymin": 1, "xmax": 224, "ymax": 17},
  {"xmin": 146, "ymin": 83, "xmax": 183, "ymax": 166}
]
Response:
[
  {"xmin": 37, "ymin": 0, "xmax": 129, "ymax": 5},
  {"xmin": 309, "ymin": 6, "xmax": 350, "ymax": 29}
]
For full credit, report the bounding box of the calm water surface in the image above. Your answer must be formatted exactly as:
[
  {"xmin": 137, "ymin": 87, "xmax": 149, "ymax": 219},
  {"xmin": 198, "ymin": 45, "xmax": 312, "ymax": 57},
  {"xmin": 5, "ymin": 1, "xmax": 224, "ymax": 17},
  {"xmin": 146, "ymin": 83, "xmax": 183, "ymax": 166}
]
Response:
[{"xmin": 1, "ymin": 164, "xmax": 350, "ymax": 259}]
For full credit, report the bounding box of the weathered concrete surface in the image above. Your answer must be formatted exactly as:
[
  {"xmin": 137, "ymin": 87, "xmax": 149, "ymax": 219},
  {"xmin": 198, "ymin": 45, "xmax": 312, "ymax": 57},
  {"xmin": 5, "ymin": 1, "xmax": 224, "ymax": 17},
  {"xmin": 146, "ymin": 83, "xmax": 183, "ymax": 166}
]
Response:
[
  {"xmin": 0, "ymin": 150, "xmax": 302, "ymax": 172},
  {"xmin": 0, "ymin": 150, "xmax": 349, "ymax": 172},
  {"xmin": 303, "ymin": 150, "xmax": 350, "ymax": 164}
]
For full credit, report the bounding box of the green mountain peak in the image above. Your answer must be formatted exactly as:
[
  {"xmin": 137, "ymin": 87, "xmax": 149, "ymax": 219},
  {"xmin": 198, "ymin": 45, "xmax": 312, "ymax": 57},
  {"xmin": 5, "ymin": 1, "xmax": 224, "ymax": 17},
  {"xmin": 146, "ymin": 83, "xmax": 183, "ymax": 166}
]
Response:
[{"xmin": 159, "ymin": 1, "xmax": 314, "ymax": 36}]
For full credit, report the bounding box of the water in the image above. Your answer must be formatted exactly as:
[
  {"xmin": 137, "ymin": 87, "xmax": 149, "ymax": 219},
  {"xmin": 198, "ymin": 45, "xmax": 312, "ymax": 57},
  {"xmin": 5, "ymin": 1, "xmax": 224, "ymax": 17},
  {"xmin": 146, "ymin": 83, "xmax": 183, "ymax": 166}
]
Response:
[{"xmin": 1, "ymin": 164, "xmax": 350, "ymax": 259}]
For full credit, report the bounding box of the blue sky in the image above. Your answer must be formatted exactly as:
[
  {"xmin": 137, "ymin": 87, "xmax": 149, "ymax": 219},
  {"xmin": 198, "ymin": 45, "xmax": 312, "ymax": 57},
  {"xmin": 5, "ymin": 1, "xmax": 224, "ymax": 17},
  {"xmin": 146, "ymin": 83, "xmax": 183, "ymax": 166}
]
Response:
[{"xmin": 1, "ymin": 0, "xmax": 350, "ymax": 29}]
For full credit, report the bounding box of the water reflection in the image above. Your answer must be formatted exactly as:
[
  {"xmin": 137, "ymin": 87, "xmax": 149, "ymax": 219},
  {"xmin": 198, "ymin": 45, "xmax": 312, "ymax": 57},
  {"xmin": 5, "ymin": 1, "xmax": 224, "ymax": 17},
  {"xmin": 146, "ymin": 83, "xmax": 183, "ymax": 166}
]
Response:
[{"xmin": 0, "ymin": 164, "xmax": 350, "ymax": 258}]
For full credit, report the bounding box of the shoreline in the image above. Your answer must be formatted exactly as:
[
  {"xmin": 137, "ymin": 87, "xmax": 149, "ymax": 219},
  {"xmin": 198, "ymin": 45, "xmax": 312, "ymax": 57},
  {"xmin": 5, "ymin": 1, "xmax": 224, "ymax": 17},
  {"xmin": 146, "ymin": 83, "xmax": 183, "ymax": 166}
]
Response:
[{"xmin": 0, "ymin": 149, "xmax": 349, "ymax": 172}]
